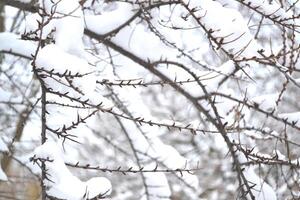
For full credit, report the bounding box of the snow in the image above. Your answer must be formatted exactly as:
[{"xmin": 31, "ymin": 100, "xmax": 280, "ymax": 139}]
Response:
[
  {"xmin": 0, "ymin": 32, "xmax": 36, "ymax": 57},
  {"xmin": 36, "ymin": 44, "xmax": 87, "ymax": 74},
  {"xmin": 0, "ymin": 162, "xmax": 8, "ymax": 181},
  {"xmin": 184, "ymin": 0, "xmax": 260, "ymax": 58},
  {"xmin": 84, "ymin": 3, "xmax": 183, "ymax": 62},
  {"xmin": 114, "ymin": 85, "xmax": 199, "ymax": 191},
  {"xmin": 16, "ymin": 0, "xmax": 32, "ymax": 2},
  {"xmin": 24, "ymin": 13, "xmax": 55, "ymax": 39},
  {"xmin": 31, "ymin": 0, "xmax": 97, "ymax": 95},
  {"xmin": 244, "ymin": 167, "xmax": 277, "ymax": 200},
  {"xmin": 143, "ymin": 172, "xmax": 171, "ymax": 200},
  {"xmin": 109, "ymin": 101, "xmax": 198, "ymax": 200},
  {"xmin": 250, "ymin": 93, "xmax": 278, "ymax": 112},
  {"xmin": 273, "ymin": 150, "xmax": 286, "ymax": 160},
  {"xmin": 38, "ymin": 0, "xmax": 85, "ymax": 57},
  {"xmin": 0, "ymin": 138, "xmax": 8, "ymax": 153},
  {"xmin": 85, "ymin": 177, "xmax": 112, "ymax": 199},
  {"xmin": 150, "ymin": 140, "xmax": 199, "ymax": 189},
  {"xmin": 35, "ymin": 44, "xmax": 96, "ymax": 95},
  {"xmin": 203, "ymin": 60, "xmax": 236, "ymax": 92},
  {"xmin": 84, "ymin": 2, "xmax": 136, "ymax": 35},
  {"xmin": 278, "ymin": 112, "xmax": 300, "ymax": 126},
  {"xmin": 114, "ymin": 115, "xmax": 180, "ymax": 199},
  {"xmin": 3, "ymin": 0, "xmax": 299, "ymax": 198},
  {"xmin": 33, "ymin": 141, "xmax": 112, "ymax": 199},
  {"xmin": 239, "ymin": 153, "xmax": 277, "ymax": 200},
  {"xmin": 111, "ymin": 24, "xmax": 177, "ymax": 62},
  {"xmin": 243, "ymin": 0, "xmax": 294, "ymax": 22}
]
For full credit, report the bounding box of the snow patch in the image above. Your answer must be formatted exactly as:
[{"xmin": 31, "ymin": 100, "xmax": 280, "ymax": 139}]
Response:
[
  {"xmin": 0, "ymin": 32, "xmax": 35, "ymax": 57},
  {"xmin": 33, "ymin": 141, "xmax": 112, "ymax": 200}
]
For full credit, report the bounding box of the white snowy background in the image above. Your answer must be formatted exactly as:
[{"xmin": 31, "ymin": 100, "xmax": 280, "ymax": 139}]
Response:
[{"xmin": 0, "ymin": 0, "xmax": 300, "ymax": 199}]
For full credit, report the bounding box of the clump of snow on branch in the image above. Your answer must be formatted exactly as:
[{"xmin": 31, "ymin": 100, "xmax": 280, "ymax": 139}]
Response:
[
  {"xmin": 244, "ymin": 167, "xmax": 277, "ymax": 200},
  {"xmin": 38, "ymin": 0, "xmax": 85, "ymax": 57},
  {"xmin": 0, "ymin": 138, "xmax": 8, "ymax": 153},
  {"xmin": 239, "ymin": 152, "xmax": 277, "ymax": 200},
  {"xmin": 250, "ymin": 93, "xmax": 278, "ymax": 112},
  {"xmin": 31, "ymin": 0, "xmax": 97, "ymax": 96},
  {"xmin": 0, "ymin": 32, "xmax": 35, "ymax": 57},
  {"xmin": 113, "ymin": 24, "xmax": 178, "ymax": 61},
  {"xmin": 85, "ymin": 2, "xmax": 136, "ymax": 35},
  {"xmin": 32, "ymin": 141, "xmax": 112, "ymax": 200},
  {"xmin": 278, "ymin": 112, "xmax": 300, "ymax": 126},
  {"xmin": 35, "ymin": 44, "xmax": 96, "ymax": 95},
  {"xmin": 185, "ymin": 0, "xmax": 260, "ymax": 58}
]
